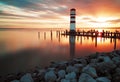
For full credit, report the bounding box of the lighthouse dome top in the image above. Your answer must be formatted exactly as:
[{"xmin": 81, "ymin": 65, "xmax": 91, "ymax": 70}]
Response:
[{"xmin": 70, "ymin": 8, "xmax": 76, "ymax": 11}]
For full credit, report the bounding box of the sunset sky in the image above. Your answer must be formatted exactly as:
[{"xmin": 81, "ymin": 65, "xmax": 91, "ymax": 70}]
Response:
[{"xmin": 0, "ymin": 0, "xmax": 120, "ymax": 28}]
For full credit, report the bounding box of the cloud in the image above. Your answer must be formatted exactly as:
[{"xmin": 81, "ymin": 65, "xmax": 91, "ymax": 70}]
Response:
[
  {"xmin": 1, "ymin": 0, "xmax": 120, "ymax": 17},
  {"xmin": 107, "ymin": 19, "xmax": 120, "ymax": 24},
  {"xmin": 0, "ymin": 0, "xmax": 120, "ymax": 28}
]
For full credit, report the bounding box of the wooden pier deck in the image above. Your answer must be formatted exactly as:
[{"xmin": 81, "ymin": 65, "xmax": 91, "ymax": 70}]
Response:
[{"xmin": 61, "ymin": 30, "xmax": 120, "ymax": 39}]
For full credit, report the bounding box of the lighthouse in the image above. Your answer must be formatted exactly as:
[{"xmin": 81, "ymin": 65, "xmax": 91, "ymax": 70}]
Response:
[{"xmin": 70, "ymin": 8, "xmax": 76, "ymax": 33}]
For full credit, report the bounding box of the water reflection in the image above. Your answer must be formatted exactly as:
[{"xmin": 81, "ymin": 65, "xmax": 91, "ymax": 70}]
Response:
[
  {"xmin": 44, "ymin": 32, "xmax": 46, "ymax": 40},
  {"xmin": 95, "ymin": 37, "xmax": 97, "ymax": 47},
  {"xmin": 69, "ymin": 36, "xmax": 75, "ymax": 59},
  {"xmin": 39, "ymin": 30, "xmax": 118, "ymax": 58},
  {"xmin": 38, "ymin": 32, "xmax": 40, "ymax": 39},
  {"xmin": 114, "ymin": 38, "xmax": 116, "ymax": 50},
  {"xmin": 51, "ymin": 30, "xmax": 53, "ymax": 41},
  {"xmin": 39, "ymin": 30, "xmax": 119, "ymax": 55},
  {"xmin": 0, "ymin": 30, "xmax": 120, "ymax": 76}
]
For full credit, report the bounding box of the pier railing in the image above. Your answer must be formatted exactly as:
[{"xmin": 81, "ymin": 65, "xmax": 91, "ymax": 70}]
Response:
[{"xmin": 62, "ymin": 30, "xmax": 120, "ymax": 39}]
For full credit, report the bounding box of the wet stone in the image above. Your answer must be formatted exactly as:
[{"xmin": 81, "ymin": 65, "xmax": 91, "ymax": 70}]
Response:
[
  {"xmin": 58, "ymin": 70, "xmax": 66, "ymax": 78},
  {"xmin": 82, "ymin": 65, "xmax": 97, "ymax": 78},
  {"xmin": 78, "ymin": 73, "xmax": 96, "ymax": 82},
  {"xmin": 20, "ymin": 73, "xmax": 34, "ymax": 82},
  {"xmin": 44, "ymin": 71, "xmax": 57, "ymax": 82},
  {"xmin": 96, "ymin": 77, "xmax": 111, "ymax": 82}
]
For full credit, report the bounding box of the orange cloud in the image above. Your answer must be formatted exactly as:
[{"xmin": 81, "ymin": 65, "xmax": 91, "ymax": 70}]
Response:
[{"xmin": 0, "ymin": 0, "xmax": 120, "ymax": 28}]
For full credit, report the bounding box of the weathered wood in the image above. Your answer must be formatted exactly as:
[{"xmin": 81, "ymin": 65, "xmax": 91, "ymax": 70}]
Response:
[{"xmin": 61, "ymin": 30, "xmax": 120, "ymax": 39}]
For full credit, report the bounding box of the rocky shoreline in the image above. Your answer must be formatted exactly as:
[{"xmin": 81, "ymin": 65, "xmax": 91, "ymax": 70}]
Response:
[{"xmin": 1, "ymin": 50, "xmax": 120, "ymax": 82}]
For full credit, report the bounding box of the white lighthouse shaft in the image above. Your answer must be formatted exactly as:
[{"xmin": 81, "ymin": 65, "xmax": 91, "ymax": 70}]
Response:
[{"xmin": 70, "ymin": 8, "xmax": 76, "ymax": 32}]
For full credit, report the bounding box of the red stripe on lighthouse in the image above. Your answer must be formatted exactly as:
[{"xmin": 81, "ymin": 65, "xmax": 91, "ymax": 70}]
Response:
[
  {"xmin": 70, "ymin": 21, "xmax": 75, "ymax": 23},
  {"xmin": 71, "ymin": 16, "xmax": 75, "ymax": 18}
]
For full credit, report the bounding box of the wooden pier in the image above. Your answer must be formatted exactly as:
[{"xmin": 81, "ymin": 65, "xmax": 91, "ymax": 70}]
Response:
[{"xmin": 62, "ymin": 30, "xmax": 120, "ymax": 39}]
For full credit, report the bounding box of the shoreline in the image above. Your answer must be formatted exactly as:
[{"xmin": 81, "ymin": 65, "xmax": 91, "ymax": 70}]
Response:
[{"xmin": 1, "ymin": 50, "xmax": 120, "ymax": 82}]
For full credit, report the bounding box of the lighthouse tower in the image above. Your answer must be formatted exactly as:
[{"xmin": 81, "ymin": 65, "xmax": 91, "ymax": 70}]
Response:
[{"xmin": 70, "ymin": 8, "xmax": 76, "ymax": 33}]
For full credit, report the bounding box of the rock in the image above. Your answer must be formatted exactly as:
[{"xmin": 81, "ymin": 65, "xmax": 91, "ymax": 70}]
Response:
[
  {"xmin": 32, "ymin": 73, "xmax": 37, "ymax": 77},
  {"xmin": 115, "ymin": 50, "xmax": 120, "ymax": 55},
  {"xmin": 112, "ymin": 57, "xmax": 120, "ymax": 65},
  {"xmin": 66, "ymin": 65, "xmax": 75, "ymax": 73},
  {"xmin": 38, "ymin": 69, "xmax": 46, "ymax": 76},
  {"xmin": 47, "ymin": 68, "xmax": 56, "ymax": 71},
  {"xmin": 6, "ymin": 74, "xmax": 16, "ymax": 82},
  {"xmin": 112, "ymin": 52, "xmax": 120, "ymax": 57},
  {"xmin": 89, "ymin": 59, "xmax": 98, "ymax": 68},
  {"xmin": 96, "ymin": 62, "xmax": 116, "ymax": 73},
  {"xmin": 96, "ymin": 77, "xmax": 111, "ymax": 82},
  {"xmin": 96, "ymin": 56, "xmax": 116, "ymax": 73},
  {"xmin": 115, "ymin": 68, "xmax": 120, "ymax": 74},
  {"xmin": 37, "ymin": 69, "xmax": 46, "ymax": 81},
  {"xmin": 58, "ymin": 70, "xmax": 66, "ymax": 78},
  {"xmin": 11, "ymin": 80, "xmax": 20, "ymax": 82},
  {"xmin": 74, "ymin": 64, "xmax": 84, "ymax": 73},
  {"xmin": 50, "ymin": 61, "xmax": 68, "ymax": 68},
  {"xmin": 66, "ymin": 65, "xmax": 79, "ymax": 73},
  {"xmin": 71, "ymin": 79, "xmax": 77, "ymax": 82},
  {"xmin": 65, "ymin": 72, "xmax": 76, "ymax": 80},
  {"xmin": 58, "ymin": 61, "xmax": 68, "ymax": 69},
  {"xmin": 90, "ymin": 59, "xmax": 97, "ymax": 64},
  {"xmin": 59, "ymin": 61, "xmax": 68, "ymax": 65},
  {"xmin": 82, "ymin": 65, "xmax": 97, "ymax": 77},
  {"xmin": 97, "ymin": 56, "xmax": 113, "ymax": 63},
  {"xmin": 44, "ymin": 71, "xmax": 57, "ymax": 82},
  {"xmin": 79, "ymin": 73, "xmax": 96, "ymax": 82},
  {"xmin": 61, "ymin": 79, "xmax": 70, "ymax": 82},
  {"xmin": 89, "ymin": 53, "xmax": 98, "ymax": 59},
  {"xmin": 20, "ymin": 73, "xmax": 34, "ymax": 82},
  {"xmin": 50, "ymin": 62, "xmax": 59, "ymax": 68},
  {"xmin": 112, "ymin": 68, "xmax": 120, "ymax": 82},
  {"xmin": 73, "ymin": 58, "xmax": 87, "ymax": 65},
  {"xmin": 103, "ymin": 56, "xmax": 112, "ymax": 63},
  {"xmin": 74, "ymin": 64, "xmax": 84, "ymax": 68}
]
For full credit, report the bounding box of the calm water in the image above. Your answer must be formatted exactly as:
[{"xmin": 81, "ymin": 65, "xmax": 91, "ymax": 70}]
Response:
[{"xmin": 0, "ymin": 28, "xmax": 120, "ymax": 76}]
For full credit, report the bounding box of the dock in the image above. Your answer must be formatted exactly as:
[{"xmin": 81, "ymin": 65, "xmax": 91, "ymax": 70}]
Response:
[{"xmin": 61, "ymin": 30, "xmax": 120, "ymax": 39}]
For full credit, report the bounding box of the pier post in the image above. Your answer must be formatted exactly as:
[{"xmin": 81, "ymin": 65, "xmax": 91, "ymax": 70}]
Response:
[
  {"xmin": 44, "ymin": 32, "xmax": 46, "ymax": 40},
  {"xmin": 50, "ymin": 30, "xmax": 53, "ymax": 41},
  {"xmin": 111, "ymin": 32, "xmax": 112, "ymax": 37},
  {"xmin": 95, "ymin": 37, "xmax": 97, "ymax": 47},
  {"xmin": 38, "ymin": 32, "xmax": 40, "ymax": 39}
]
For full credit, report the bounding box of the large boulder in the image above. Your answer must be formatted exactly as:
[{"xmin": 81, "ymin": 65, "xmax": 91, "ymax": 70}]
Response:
[
  {"xmin": 44, "ymin": 71, "xmax": 57, "ymax": 82},
  {"xmin": 66, "ymin": 65, "xmax": 78, "ymax": 73},
  {"xmin": 96, "ymin": 77, "xmax": 111, "ymax": 82},
  {"xmin": 20, "ymin": 73, "xmax": 34, "ymax": 82},
  {"xmin": 82, "ymin": 65, "xmax": 97, "ymax": 78},
  {"xmin": 103, "ymin": 56, "xmax": 113, "ymax": 63},
  {"xmin": 96, "ymin": 56, "xmax": 116, "ymax": 73},
  {"xmin": 50, "ymin": 61, "xmax": 68, "ymax": 68},
  {"xmin": 37, "ymin": 69, "xmax": 46, "ymax": 76},
  {"xmin": 65, "ymin": 72, "xmax": 76, "ymax": 80},
  {"xmin": 112, "ymin": 57, "xmax": 120, "ymax": 65},
  {"xmin": 112, "ymin": 68, "xmax": 120, "ymax": 82},
  {"xmin": 74, "ymin": 64, "xmax": 84, "ymax": 73},
  {"xmin": 71, "ymin": 79, "xmax": 77, "ymax": 82},
  {"xmin": 37, "ymin": 69, "xmax": 46, "ymax": 81},
  {"xmin": 73, "ymin": 58, "xmax": 87, "ymax": 65},
  {"xmin": 61, "ymin": 79, "xmax": 70, "ymax": 82},
  {"xmin": 74, "ymin": 64, "xmax": 84, "ymax": 68},
  {"xmin": 58, "ymin": 70, "xmax": 66, "ymax": 78},
  {"xmin": 11, "ymin": 80, "xmax": 20, "ymax": 82},
  {"xmin": 79, "ymin": 73, "xmax": 96, "ymax": 82}
]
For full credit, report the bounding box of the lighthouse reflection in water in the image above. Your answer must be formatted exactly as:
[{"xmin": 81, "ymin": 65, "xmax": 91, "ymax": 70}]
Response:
[
  {"xmin": 0, "ymin": 30, "xmax": 120, "ymax": 76},
  {"xmin": 69, "ymin": 35, "xmax": 75, "ymax": 59}
]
